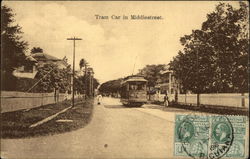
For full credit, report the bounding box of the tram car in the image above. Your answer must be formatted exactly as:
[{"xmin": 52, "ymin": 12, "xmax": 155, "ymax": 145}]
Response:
[{"xmin": 120, "ymin": 75, "xmax": 148, "ymax": 107}]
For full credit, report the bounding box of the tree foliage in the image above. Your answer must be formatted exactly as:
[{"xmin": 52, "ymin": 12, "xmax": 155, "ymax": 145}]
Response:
[
  {"xmin": 137, "ymin": 64, "xmax": 167, "ymax": 87},
  {"xmin": 1, "ymin": 5, "xmax": 29, "ymax": 90},
  {"xmin": 74, "ymin": 75, "xmax": 100, "ymax": 94},
  {"xmin": 75, "ymin": 59, "xmax": 99, "ymax": 95},
  {"xmin": 31, "ymin": 47, "xmax": 43, "ymax": 54},
  {"xmin": 79, "ymin": 58, "xmax": 88, "ymax": 72},
  {"xmin": 169, "ymin": 2, "xmax": 249, "ymax": 93},
  {"xmin": 93, "ymin": 78, "xmax": 100, "ymax": 90},
  {"xmin": 1, "ymin": 5, "xmax": 28, "ymax": 73},
  {"xmin": 99, "ymin": 78, "xmax": 123, "ymax": 94},
  {"xmin": 34, "ymin": 64, "xmax": 71, "ymax": 93}
]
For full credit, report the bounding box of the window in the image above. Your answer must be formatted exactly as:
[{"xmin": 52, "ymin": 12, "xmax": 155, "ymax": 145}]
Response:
[
  {"xmin": 129, "ymin": 82, "xmax": 146, "ymax": 91},
  {"xmin": 137, "ymin": 84, "xmax": 146, "ymax": 90}
]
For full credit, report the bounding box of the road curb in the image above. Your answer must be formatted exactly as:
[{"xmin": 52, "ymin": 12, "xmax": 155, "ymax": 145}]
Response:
[{"xmin": 29, "ymin": 105, "xmax": 73, "ymax": 128}]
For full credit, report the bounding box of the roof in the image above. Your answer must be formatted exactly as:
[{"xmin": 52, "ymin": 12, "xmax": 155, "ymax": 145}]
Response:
[
  {"xmin": 31, "ymin": 53, "xmax": 61, "ymax": 61},
  {"xmin": 25, "ymin": 56, "xmax": 37, "ymax": 62},
  {"xmin": 125, "ymin": 78, "xmax": 147, "ymax": 82},
  {"xmin": 121, "ymin": 75, "xmax": 147, "ymax": 84},
  {"xmin": 160, "ymin": 70, "xmax": 173, "ymax": 74},
  {"xmin": 124, "ymin": 75, "xmax": 145, "ymax": 80}
]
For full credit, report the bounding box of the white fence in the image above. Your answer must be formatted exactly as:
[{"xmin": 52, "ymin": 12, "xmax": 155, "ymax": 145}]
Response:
[
  {"xmin": 177, "ymin": 93, "xmax": 249, "ymax": 109},
  {"xmin": 150, "ymin": 93, "xmax": 249, "ymax": 109},
  {"xmin": 149, "ymin": 93, "xmax": 175, "ymax": 103},
  {"xmin": 1, "ymin": 91, "xmax": 82, "ymax": 113}
]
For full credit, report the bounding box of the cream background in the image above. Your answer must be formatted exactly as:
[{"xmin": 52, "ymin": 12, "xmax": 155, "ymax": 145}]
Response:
[{"xmin": 3, "ymin": 1, "xmax": 240, "ymax": 83}]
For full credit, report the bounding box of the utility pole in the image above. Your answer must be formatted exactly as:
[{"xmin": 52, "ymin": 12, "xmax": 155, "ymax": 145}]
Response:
[
  {"xmin": 88, "ymin": 68, "xmax": 94, "ymax": 97},
  {"xmin": 193, "ymin": 40, "xmax": 200, "ymax": 107},
  {"xmin": 67, "ymin": 37, "xmax": 82, "ymax": 107},
  {"xmin": 196, "ymin": 47, "xmax": 200, "ymax": 107}
]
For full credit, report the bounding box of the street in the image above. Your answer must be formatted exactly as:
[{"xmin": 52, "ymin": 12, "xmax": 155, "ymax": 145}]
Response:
[{"xmin": 1, "ymin": 97, "xmax": 213, "ymax": 159}]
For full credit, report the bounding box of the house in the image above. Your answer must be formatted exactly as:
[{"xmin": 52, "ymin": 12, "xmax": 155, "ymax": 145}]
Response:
[
  {"xmin": 12, "ymin": 56, "xmax": 38, "ymax": 79},
  {"xmin": 31, "ymin": 53, "xmax": 68, "ymax": 69},
  {"xmin": 153, "ymin": 66, "xmax": 180, "ymax": 102},
  {"xmin": 13, "ymin": 53, "xmax": 69, "ymax": 79}
]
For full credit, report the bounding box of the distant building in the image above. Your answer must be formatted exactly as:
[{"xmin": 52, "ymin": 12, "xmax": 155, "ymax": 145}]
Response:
[
  {"xmin": 13, "ymin": 53, "xmax": 69, "ymax": 79},
  {"xmin": 154, "ymin": 66, "xmax": 179, "ymax": 102},
  {"xmin": 156, "ymin": 70, "xmax": 179, "ymax": 94},
  {"xmin": 31, "ymin": 53, "xmax": 68, "ymax": 69},
  {"xmin": 12, "ymin": 56, "xmax": 38, "ymax": 79}
]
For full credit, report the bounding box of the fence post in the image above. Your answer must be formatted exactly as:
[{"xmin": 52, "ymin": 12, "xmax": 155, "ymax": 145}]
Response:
[
  {"xmin": 197, "ymin": 93, "xmax": 200, "ymax": 107},
  {"xmin": 42, "ymin": 92, "xmax": 44, "ymax": 106},
  {"xmin": 185, "ymin": 93, "xmax": 187, "ymax": 104},
  {"xmin": 241, "ymin": 93, "xmax": 245, "ymax": 108}
]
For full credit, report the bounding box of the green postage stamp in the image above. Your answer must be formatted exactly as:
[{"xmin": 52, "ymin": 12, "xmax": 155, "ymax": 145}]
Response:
[{"xmin": 174, "ymin": 115, "xmax": 248, "ymax": 159}]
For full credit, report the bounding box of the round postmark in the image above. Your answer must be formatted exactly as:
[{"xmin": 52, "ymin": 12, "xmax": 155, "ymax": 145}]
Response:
[
  {"xmin": 209, "ymin": 116, "xmax": 234, "ymax": 159},
  {"xmin": 176, "ymin": 115, "xmax": 234, "ymax": 159}
]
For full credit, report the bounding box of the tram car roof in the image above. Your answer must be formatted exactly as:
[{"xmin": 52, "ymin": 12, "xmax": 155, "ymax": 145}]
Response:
[{"xmin": 121, "ymin": 75, "xmax": 147, "ymax": 85}]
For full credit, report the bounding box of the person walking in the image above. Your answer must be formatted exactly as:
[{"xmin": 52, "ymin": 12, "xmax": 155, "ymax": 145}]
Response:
[
  {"xmin": 164, "ymin": 93, "xmax": 169, "ymax": 107},
  {"xmin": 97, "ymin": 94, "xmax": 102, "ymax": 105}
]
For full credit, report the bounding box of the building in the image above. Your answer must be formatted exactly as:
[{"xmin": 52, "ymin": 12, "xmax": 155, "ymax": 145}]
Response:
[
  {"xmin": 154, "ymin": 66, "xmax": 179, "ymax": 102},
  {"xmin": 157, "ymin": 70, "xmax": 178, "ymax": 94},
  {"xmin": 13, "ymin": 53, "xmax": 69, "ymax": 79},
  {"xmin": 12, "ymin": 56, "xmax": 38, "ymax": 79},
  {"xmin": 31, "ymin": 53, "xmax": 68, "ymax": 69}
]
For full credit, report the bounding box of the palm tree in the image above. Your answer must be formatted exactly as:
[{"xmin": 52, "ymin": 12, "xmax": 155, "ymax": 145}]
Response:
[
  {"xmin": 79, "ymin": 58, "xmax": 88, "ymax": 74},
  {"xmin": 79, "ymin": 58, "xmax": 89, "ymax": 97}
]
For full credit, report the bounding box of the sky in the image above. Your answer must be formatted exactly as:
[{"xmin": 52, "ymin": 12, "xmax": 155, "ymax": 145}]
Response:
[{"xmin": 3, "ymin": 1, "xmax": 240, "ymax": 83}]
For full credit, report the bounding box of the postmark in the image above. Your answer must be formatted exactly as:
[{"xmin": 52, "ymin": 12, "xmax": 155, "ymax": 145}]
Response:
[{"xmin": 174, "ymin": 114, "xmax": 247, "ymax": 159}]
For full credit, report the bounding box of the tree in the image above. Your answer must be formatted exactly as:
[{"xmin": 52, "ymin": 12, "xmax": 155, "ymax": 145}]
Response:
[
  {"xmin": 62, "ymin": 56, "xmax": 68, "ymax": 63},
  {"xmin": 1, "ymin": 5, "xmax": 28, "ymax": 72},
  {"xmin": 75, "ymin": 75, "xmax": 99, "ymax": 94},
  {"xmin": 93, "ymin": 78, "xmax": 100, "ymax": 90},
  {"xmin": 137, "ymin": 64, "xmax": 167, "ymax": 87},
  {"xmin": 77, "ymin": 59, "xmax": 99, "ymax": 95},
  {"xmin": 78, "ymin": 58, "xmax": 89, "ymax": 95},
  {"xmin": 34, "ymin": 64, "xmax": 71, "ymax": 93},
  {"xmin": 79, "ymin": 58, "xmax": 88, "ymax": 73},
  {"xmin": 170, "ymin": 2, "xmax": 249, "ymax": 93},
  {"xmin": 74, "ymin": 75, "xmax": 86, "ymax": 94},
  {"xmin": 1, "ymin": 5, "xmax": 28, "ymax": 90},
  {"xmin": 99, "ymin": 78, "xmax": 123, "ymax": 94},
  {"xmin": 31, "ymin": 47, "xmax": 43, "ymax": 54}
]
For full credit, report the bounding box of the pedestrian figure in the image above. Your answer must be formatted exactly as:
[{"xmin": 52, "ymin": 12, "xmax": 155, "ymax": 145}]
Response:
[
  {"xmin": 54, "ymin": 87, "xmax": 59, "ymax": 103},
  {"xmin": 97, "ymin": 94, "xmax": 102, "ymax": 105},
  {"xmin": 164, "ymin": 93, "xmax": 169, "ymax": 107}
]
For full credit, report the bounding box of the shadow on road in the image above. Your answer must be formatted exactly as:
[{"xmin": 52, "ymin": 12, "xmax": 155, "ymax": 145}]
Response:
[
  {"xmin": 142, "ymin": 105, "xmax": 194, "ymax": 113},
  {"xmin": 104, "ymin": 105, "xmax": 129, "ymax": 109}
]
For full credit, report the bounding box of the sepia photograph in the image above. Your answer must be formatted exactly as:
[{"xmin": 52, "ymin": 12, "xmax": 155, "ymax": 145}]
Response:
[{"xmin": 1, "ymin": 1, "xmax": 249, "ymax": 158}]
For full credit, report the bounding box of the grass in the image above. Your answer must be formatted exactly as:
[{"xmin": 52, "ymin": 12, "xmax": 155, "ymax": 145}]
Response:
[
  {"xmin": 1, "ymin": 98, "xmax": 94, "ymax": 139},
  {"xmin": 151, "ymin": 101, "xmax": 249, "ymax": 116}
]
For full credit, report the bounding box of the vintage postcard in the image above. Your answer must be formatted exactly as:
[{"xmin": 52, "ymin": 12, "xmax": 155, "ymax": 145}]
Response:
[{"xmin": 1, "ymin": 1, "xmax": 249, "ymax": 159}]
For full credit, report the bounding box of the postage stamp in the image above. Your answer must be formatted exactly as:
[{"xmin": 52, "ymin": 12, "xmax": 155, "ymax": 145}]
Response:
[{"xmin": 174, "ymin": 114, "xmax": 248, "ymax": 159}]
